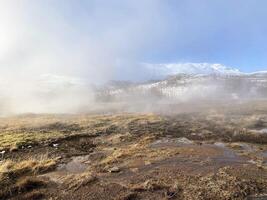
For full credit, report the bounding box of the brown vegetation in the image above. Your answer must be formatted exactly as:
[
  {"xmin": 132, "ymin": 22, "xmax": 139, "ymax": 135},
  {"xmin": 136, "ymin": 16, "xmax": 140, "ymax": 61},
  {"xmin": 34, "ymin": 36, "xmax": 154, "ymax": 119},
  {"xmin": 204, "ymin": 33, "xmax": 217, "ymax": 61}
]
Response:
[{"xmin": 0, "ymin": 102, "xmax": 267, "ymax": 199}]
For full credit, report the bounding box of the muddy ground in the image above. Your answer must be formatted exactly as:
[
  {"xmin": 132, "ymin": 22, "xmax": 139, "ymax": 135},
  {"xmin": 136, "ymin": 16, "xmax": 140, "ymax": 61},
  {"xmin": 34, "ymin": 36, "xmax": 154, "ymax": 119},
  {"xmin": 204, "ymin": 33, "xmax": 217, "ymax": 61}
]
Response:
[{"xmin": 0, "ymin": 101, "xmax": 267, "ymax": 200}]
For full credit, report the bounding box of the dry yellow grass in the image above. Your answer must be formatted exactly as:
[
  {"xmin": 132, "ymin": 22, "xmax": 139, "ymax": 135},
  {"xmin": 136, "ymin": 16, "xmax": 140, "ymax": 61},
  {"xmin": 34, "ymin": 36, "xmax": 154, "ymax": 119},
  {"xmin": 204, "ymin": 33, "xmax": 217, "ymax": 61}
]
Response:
[
  {"xmin": 64, "ymin": 172, "xmax": 98, "ymax": 191},
  {"xmin": 0, "ymin": 131, "xmax": 65, "ymax": 150},
  {"xmin": 0, "ymin": 158, "xmax": 57, "ymax": 176},
  {"xmin": 100, "ymin": 136, "xmax": 181, "ymax": 168},
  {"xmin": 0, "ymin": 158, "xmax": 57, "ymax": 199},
  {"xmin": 0, "ymin": 113, "xmax": 162, "ymax": 151}
]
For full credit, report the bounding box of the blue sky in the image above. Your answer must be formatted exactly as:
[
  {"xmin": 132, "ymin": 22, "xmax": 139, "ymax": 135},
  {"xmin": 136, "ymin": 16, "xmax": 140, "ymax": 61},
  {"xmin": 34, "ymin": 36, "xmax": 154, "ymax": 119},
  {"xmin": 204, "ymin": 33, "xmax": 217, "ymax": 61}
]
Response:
[
  {"xmin": 64, "ymin": 0, "xmax": 267, "ymax": 73},
  {"xmin": 0, "ymin": 0, "xmax": 267, "ymax": 83},
  {"xmin": 143, "ymin": 0, "xmax": 267, "ymax": 73}
]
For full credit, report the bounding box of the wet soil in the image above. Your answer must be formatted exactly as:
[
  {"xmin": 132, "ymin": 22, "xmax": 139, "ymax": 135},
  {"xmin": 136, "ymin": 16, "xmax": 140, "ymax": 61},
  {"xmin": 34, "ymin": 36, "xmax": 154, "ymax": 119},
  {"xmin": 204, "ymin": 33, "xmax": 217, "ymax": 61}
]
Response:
[
  {"xmin": 35, "ymin": 136, "xmax": 266, "ymax": 200},
  {"xmin": 1, "ymin": 106, "xmax": 267, "ymax": 199}
]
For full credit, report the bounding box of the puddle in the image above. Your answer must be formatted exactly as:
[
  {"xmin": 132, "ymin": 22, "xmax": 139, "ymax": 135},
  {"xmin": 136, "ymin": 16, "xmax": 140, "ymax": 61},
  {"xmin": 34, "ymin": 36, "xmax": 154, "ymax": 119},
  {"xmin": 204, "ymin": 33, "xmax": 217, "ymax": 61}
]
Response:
[
  {"xmin": 259, "ymin": 129, "xmax": 267, "ymax": 133},
  {"xmin": 135, "ymin": 144, "xmax": 245, "ymax": 176},
  {"xmin": 57, "ymin": 155, "xmax": 90, "ymax": 173},
  {"xmin": 150, "ymin": 137, "xmax": 193, "ymax": 148},
  {"xmin": 206, "ymin": 144, "xmax": 246, "ymax": 165},
  {"xmin": 41, "ymin": 152, "xmax": 106, "ymax": 183},
  {"xmin": 151, "ymin": 139, "xmax": 244, "ymax": 163},
  {"xmin": 214, "ymin": 142, "xmax": 226, "ymax": 148},
  {"xmin": 149, "ymin": 139, "xmax": 246, "ymax": 173},
  {"xmin": 40, "ymin": 155, "xmax": 92, "ymax": 183},
  {"xmin": 49, "ymin": 152, "xmax": 105, "ymax": 174}
]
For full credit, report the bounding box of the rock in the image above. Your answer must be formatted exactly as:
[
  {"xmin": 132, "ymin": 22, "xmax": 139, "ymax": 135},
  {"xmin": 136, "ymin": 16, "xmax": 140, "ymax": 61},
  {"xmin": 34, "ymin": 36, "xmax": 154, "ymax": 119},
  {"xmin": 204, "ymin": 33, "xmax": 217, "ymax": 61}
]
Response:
[
  {"xmin": 108, "ymin": 166, "xmax": 120, "ymax": 173},
  {"xmin": 176, "ymin": 137, "xmax": 194, "ymax": 144},
  {"xmin": 53, "ymin": 143, "xmax": 59, "ymax": 147}
]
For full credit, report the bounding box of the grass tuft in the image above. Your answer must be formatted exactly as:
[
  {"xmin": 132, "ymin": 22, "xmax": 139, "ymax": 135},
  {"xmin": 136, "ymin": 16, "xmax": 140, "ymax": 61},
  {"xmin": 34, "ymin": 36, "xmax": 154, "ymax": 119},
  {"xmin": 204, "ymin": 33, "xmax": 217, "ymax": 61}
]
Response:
[{"xmin": 0, "ymin": 158, "xmax": 56, "ymax": 199}]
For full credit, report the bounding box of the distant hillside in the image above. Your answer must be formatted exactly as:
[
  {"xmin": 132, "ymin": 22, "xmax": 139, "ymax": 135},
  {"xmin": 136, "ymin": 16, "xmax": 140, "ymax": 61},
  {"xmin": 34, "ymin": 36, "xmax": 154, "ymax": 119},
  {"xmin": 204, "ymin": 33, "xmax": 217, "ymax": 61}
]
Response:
[{"xmin": 96, "ymin": 72, "xmax": 267, "ymax": 102}]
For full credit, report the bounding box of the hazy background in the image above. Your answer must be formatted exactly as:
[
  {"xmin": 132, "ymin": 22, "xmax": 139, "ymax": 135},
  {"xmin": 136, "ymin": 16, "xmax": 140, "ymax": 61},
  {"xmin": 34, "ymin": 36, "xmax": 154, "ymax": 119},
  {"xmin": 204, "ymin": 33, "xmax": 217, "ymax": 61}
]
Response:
[{"xmin": 0, "ymin": 0, "xmax": 267, "ymax": 114}]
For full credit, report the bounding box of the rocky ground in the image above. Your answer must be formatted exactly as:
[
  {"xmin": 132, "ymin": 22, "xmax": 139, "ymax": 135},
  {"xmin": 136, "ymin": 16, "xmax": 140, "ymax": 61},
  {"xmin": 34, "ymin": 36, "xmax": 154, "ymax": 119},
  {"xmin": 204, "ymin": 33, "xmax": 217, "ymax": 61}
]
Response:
[{"xmin": 0, "ymin": 101, "xmax": 267, "ymax": 200}]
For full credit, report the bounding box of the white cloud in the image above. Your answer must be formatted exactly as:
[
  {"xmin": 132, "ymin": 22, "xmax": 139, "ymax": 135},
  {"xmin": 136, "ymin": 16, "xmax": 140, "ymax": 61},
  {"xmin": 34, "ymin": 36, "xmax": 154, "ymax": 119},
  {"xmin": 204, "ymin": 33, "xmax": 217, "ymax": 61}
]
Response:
[
  {"xmin": 0, "ymin": 0, "xmax": 171, "ymax": 114},
  {"xmin": 0, "ymin": 0, "xmax": 170, "ymax": 82}
]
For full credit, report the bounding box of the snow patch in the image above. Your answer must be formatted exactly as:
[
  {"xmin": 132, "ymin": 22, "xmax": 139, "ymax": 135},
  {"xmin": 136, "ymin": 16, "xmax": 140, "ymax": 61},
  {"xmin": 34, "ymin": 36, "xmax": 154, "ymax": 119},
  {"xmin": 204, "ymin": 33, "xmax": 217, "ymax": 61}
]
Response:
[{"xmin": 144, "ymin": 62, "xmax": 242, "ymax": 77}]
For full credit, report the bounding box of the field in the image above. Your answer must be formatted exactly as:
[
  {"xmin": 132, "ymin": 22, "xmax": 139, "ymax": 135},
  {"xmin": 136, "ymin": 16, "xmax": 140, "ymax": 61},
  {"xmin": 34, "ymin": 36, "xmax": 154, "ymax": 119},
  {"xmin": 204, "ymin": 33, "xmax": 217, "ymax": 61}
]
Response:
[{"xmin": 0, "ymin": 101, "xmax": 267, "ymax": 200}]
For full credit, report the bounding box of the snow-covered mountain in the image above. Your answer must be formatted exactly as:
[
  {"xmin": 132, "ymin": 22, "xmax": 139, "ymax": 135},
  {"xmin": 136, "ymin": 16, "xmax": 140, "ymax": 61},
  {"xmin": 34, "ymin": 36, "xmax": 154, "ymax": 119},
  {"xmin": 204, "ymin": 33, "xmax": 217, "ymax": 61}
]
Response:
[
  {"xmin": 143, "ymin": 63, "xmax": 242, "ymax": 78},
  {"xmin": 96, "ymin": 66, "xmax": 267, "ymax": 103},
  {"xmin": 29, "ymin": 64, "xmax": 267, "ymax": 104},
  {"xmin": 1, "ymin": 64, "xmax": 266, "ymax": 115}
]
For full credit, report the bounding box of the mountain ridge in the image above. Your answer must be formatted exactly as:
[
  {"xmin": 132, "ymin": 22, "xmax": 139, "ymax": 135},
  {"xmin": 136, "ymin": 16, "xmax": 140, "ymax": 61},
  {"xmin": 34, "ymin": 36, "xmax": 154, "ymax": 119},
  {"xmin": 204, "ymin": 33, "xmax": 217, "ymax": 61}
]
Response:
[{"xmin": 143, "ymin": 63, "xmax": 267, "ymax": 78}]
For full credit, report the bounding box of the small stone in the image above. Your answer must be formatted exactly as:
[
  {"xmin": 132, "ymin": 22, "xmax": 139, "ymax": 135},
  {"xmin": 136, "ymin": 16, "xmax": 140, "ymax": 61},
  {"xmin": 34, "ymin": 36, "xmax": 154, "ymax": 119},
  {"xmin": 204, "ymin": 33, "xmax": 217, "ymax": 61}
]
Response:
[
  {"xmin": 84, "ymin": 160, "xmax": 91, "ymax": 164},
  {"xmin": 53, "ymin": 143, "xmax": 59, "ymax": 147},
  {"xmin": 145, "ymin": 161, "xmax": 151, "ymax": 165},
  {"xmin": 176, "ymin": 137, "xmax": 194, "ymax": 144},
  {"xmin": 108, "ymin": 166, "xmax": 120, "ymax": 173}
]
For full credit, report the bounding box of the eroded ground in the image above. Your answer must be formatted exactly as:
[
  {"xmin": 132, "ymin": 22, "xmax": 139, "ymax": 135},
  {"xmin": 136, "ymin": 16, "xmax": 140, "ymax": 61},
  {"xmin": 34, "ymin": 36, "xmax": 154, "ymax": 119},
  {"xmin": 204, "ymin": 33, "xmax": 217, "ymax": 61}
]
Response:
[{"xmin": 1, "ymin": 101, "xmax": 267, "ymax": 200}]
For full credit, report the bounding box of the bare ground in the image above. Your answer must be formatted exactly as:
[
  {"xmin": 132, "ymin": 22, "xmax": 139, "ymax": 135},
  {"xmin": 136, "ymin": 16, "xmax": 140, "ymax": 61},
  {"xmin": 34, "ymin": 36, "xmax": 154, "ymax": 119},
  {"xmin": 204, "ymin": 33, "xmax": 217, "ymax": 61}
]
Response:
[{"xmin": 0, "ymin": 101, "xmax": 267, "ymax": 200}]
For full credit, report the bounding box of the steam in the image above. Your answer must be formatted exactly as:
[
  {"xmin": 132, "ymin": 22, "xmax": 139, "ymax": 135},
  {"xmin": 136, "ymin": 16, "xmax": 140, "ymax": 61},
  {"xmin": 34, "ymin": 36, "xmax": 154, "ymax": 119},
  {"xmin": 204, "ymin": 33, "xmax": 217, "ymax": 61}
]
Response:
[
  {"xmin": 0, "ymin": 1, "xmax": 170, "ymax": 81},
  {"xmin": 0, "ymin": 1, "xmax": 266, "ymax": 115},
  {"xmin": 0, "ymin": 0, "xmax": 170, "ymax": 114}
]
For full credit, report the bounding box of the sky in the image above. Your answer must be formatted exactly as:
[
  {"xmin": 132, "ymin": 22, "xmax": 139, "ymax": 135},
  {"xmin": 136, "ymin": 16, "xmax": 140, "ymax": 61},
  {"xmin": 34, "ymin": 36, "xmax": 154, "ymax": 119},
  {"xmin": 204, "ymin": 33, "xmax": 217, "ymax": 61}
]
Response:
[{"xmin": 0, "ymin": 0, "xmax": 267, "ymax": 83}]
